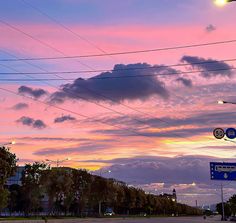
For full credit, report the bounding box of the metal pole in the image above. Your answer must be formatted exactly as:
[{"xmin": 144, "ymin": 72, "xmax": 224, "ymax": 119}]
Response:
[
  {"xmin": 99, "ymin": 200, "xmax": 102, "ymax": 216},
  {"xmin": 221, "ymin": 182, "xmax": 225, "ymax": 221}
]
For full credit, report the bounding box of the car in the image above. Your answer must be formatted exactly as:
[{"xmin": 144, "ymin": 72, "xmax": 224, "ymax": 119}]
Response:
[
  {"xmin": 104, "ymin": 208, "xmax": 115, "ymax": 216},
  {"xmin": 230, "ymin": 216, "xmax": 236, "ymax": 221},
  {"xmin": 104, "ymin": 211, "xmax": 115, "ymax": 216}
]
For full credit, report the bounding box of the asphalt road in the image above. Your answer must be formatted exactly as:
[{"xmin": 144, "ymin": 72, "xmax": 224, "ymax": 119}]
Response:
[{"xmin": 0, "ymin": 216, "xmax": 222, "ymax": 223}]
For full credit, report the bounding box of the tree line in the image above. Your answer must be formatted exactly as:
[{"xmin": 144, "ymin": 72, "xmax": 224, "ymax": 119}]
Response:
[
  {"xmin": 0, "ymin": 146, "xmax": 202, "ymax": 217},
  {"xmin": 216, "ymin": 195, "xmax": 236, "ymax": 218}
]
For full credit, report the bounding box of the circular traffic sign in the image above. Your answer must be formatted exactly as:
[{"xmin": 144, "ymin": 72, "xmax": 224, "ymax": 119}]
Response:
[
  {"xmin": 226, "ymin": 128, "xmax": 236, "ymax": 139},
  {"xmin": 213, "ymin": 128, "xmax": 225, "ymax": 139}
]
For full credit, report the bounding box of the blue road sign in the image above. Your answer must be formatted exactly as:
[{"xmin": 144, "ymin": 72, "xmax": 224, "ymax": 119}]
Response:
[
  {"xmin": 226, "ymin": 128, "xmax": 236, "ymax": 139},
  {"xmin": 210, "ymin": 162, "xmax": 236, "ymax": 181}
]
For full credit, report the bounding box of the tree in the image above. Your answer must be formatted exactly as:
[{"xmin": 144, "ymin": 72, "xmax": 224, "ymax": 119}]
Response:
[
  {"xmin": 123, "ymin": 186, "xmax": 137, "ymax": 215},
  {"xmin": 229, "ymin": 195, "xmax": 236, "ymax": 216},
  {"xmin": 8, "ymin": 184, "xmax": 21, "ymax": 214},
  {"xmin": 0, "ymin": 188, "xmax": 9, "ymax": 212},
  {"xmin": 0, "ymin": 146, "xmax": 17, "ymax": 212},
  {"xmin": 70, "ymin": 169, "xmax": 92, "ymax": 216},
  {"xmin": 21, "ymin": 162, "xmax": 48, "ymax": 216},
  {"xmin": 42, "ymin": 168, "xmax": 73, "ymax": 216},
  {"xmin": 89, "ymin": 176, "xmax": 117, "ymax": 216},
  {"xmin": 0, "ymin": 146, "xmax": 17, "ymax": 186},
  {"xmin": 216, "ymin": 202, "xmax": 231, "ymax": 218}
]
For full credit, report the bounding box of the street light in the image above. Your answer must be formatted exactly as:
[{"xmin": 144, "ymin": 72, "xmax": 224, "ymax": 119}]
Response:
[
  {"xmin": 1, "ymin": 141, "xmax": 16, "ymax": 147},
  {"xmin": 45, "ymin": 157, "xmax": 71, "ymax": 167},
  {"xmin": 217, "ymin": 100, "xmax": 236, "ymax": 105},
  {"xmin": 214, "ymin": 0, "xmax": 236, "ymax": 6},
  {"xmin": 99, "ymin": 169, "xmax": 111, "ymax": 177}
]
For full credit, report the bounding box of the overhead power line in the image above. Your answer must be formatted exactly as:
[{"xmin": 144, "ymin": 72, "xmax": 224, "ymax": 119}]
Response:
[
  {"xmin": 0, "ymin": 39, "xmax": 236, "ymax": 62},
  {"xmin": 0, "ymin": 86, "xmax": 186, "ymax": 140},
  {"xmin": 0, "ymin": 58, "xmax": 236, "ymax": 76},
  {"xmin": 0, "ymin": 15, "xmax": 228, "ymax": 149},
  {"xmin": 0, "ymin": 56, "xmax": 191, "ymax": 143},
  {"xmin": 0, "ymin": 18, "xmax": 188, "ymax": 140},
  {"xmin": 0, "ymin": 19, "xmax": 94, "ymax": 70},
  {"xmin": 20, "ymin": 0, "xmax": 109, "ymax": 55},
  {"xmin": 0, "ymin": 67, "xmax": 235, "ymax": 81},
  {"xmin": 0, "ymin": 86, "xmax": 223, "ymax": 157}
]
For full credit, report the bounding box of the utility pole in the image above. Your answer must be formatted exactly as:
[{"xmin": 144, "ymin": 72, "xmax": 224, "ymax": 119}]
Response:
[
  {"xmin": 221, "ymin": 182, "xmax": 225, "ymax": 221},
  {"xmin": 99, "ymin": 200, "xmax": 102, "ymax": 217}
]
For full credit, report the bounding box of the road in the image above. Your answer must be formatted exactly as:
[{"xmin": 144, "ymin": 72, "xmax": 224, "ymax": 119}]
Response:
[{"xmin": 0, "ymin": 216, "xmax": 222, "ymax": 223}]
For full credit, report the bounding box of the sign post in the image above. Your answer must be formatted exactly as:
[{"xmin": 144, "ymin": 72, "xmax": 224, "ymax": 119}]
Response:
[
  {"xmin": 225, "ymin": 128, "xmax": 236, "ymax": 139},
  {"xmin": 210, "ymin": 162, "xmax": 236, "ymax": 181},
  {"xmin": 213, "ymin": 128, "xmax": 225, "ymax": 139},
  {"xmin": 210, "ymin": 162, "xmax": 236, "ymax": 220},
  {"xmin": 221, "ymin": 183, "xmax": 225, "ymax": 221}
]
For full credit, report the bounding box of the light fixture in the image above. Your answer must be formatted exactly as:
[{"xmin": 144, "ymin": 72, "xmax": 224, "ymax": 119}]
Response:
[{"xmin": 214, "ymin": 0, "xmax": 228, "ymax": 6}]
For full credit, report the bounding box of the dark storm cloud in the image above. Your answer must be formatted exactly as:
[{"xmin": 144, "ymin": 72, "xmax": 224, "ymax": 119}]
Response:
[
  {"xmin": 92, "ymin": 155, "xmax": 217, "ymax": 185},
  {"xmin": 16, "ymin": 116, "xmax": 47, "ymax": 129},
  {"xmin": 50, "ymin": 63, "xmax": 175, "ymax": 104},
  {"xmin": 181, "ymin": 56, "xmax": 233, "ymax": 78},
  {"xmin": 18, "ymin": 86, "xmax": 47, "ymax": 99},
  {"xmin": 54, "ymin": 115, "xmax": 76, "ymax": 123},
  {"xmin": 176, "ymin": 77, "xmax": 192, "ymax": 87},
  {"xmin": 90, "ymin": 155, "xmax": 236, "ymax": 206},
  {"xmin": 11, "ymin": 102, "xmax": 29, "ymax": 110},
  {"xmin": 93, "ymin": 156, "xmax": 236, "ymax": 185},
  {"xmin": 206, "ymin": 24, "xmax": 216, "ymax": 33}
]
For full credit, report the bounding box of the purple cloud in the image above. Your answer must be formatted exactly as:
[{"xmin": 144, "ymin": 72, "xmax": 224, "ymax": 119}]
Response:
[
  {"xmin": 181, "ymin": 56, "xmax": 233, "ymax": 78},
  {"xmin": 18, "ymin": 86, "xmax": 47, "ymax": 99},
  {"xmin": 54, "ymin": 115, "xmax": 76, "ymax": 123},
  {"xmin": 11, "ymin": 102, "xmax": 29, "ymax": 110},
  {"xmin": 16, "ymin": 116, "xmax": 47, "ymax": 129},
  {"xmin": 176, "ymin": 77, "xmax": 192, "ymax": 87},
  {"xmin": 50, "ymin": 63, "xmax": 174, "ymax": 104}
]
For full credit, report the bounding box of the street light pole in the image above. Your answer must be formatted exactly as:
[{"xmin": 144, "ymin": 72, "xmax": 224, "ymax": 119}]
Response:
[
  {"xmin": 45, "ymin": 158, "xmax": 71, "ymax": 167},
  {"xmin": 221, "ymin": 183, "xmax": 225, "ymax": 221},
  {"xmin": 97, "ymin": 169, "xmax": 111, "ymax": 217}
]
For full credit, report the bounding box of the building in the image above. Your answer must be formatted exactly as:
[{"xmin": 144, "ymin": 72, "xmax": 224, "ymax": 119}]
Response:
[
  {"xmin": 6, "ymin": 166, "xmax": 24, "ymax": 186},
  {"xmin": 160, "ymin": 189, "xmax": 177, "ymax": 202}
]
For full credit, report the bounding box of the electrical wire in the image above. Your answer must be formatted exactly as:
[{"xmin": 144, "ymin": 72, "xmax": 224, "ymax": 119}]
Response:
[
  {"xmin": 0, "ymin": 86, "xmax": 181, "ymax": 140},
  {"xmin": 0, "ymin": 58, "xmax": 235, "ymax": 76},
  {"xmin": 0, "ymin": 67, "xmax": 235, "ymax": 81},
  {"xmin": 0, "ymin": 19, "xmax": 94, "ymax": 70},
  {"xmin": 0, "ymin": 39, "xmax": 236, "ymax": 62},
  {"xmin": 0, "ymin": 17, "xmax": 230, "ymax": 150}
]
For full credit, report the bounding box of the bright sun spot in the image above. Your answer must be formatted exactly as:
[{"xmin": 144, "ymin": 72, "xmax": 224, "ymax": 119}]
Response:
[{"xmin": 214, "ymin": 0, "xmax": 228, "ymax": 6}]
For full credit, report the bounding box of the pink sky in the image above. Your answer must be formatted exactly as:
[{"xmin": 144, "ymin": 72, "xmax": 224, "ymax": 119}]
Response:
[{"xmin": 1, "ymin": 0, "xmax": 236, "ymax": 206}]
